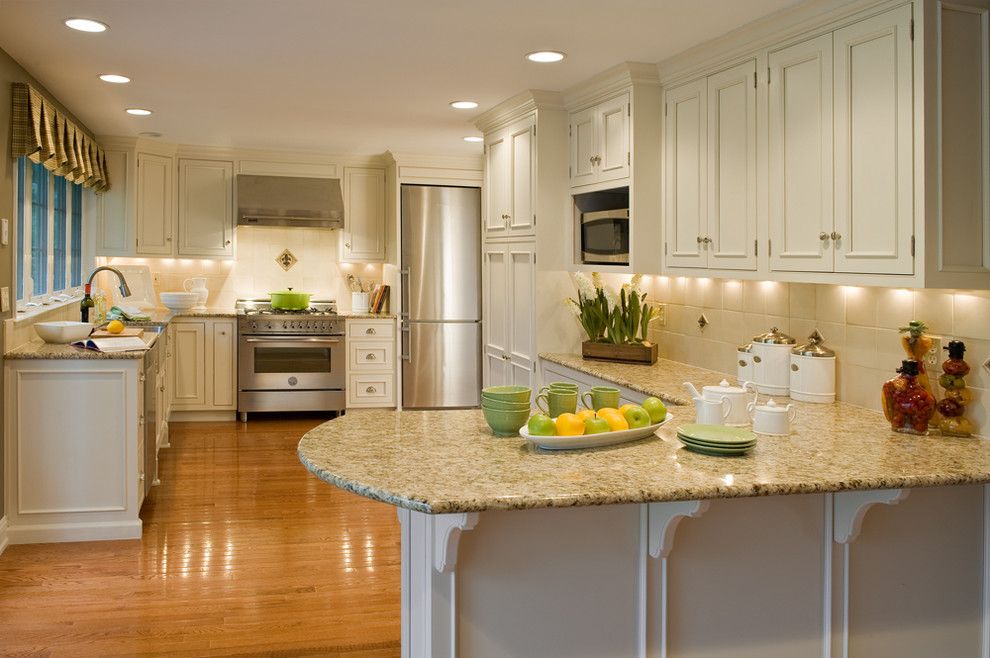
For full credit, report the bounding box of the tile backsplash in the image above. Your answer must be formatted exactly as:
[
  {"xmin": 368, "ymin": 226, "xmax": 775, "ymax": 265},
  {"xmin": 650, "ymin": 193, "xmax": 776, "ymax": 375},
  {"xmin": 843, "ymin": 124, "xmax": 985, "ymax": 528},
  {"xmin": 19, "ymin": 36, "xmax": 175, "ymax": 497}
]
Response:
[
  {"xmin": 106, "ymin": 226, "xmax": 383, "ymax": 312},
  {"xmin": 641, "ymin": 277, "xmax": 990, "ymax": 437}
]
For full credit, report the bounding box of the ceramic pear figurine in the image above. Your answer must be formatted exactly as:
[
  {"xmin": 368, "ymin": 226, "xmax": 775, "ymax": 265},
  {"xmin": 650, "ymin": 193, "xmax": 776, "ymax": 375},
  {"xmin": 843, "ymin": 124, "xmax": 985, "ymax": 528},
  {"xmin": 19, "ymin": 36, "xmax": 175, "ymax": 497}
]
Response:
[{"xmin": 937, "ymin": 340, "xmax": 975, "ymax": 437}]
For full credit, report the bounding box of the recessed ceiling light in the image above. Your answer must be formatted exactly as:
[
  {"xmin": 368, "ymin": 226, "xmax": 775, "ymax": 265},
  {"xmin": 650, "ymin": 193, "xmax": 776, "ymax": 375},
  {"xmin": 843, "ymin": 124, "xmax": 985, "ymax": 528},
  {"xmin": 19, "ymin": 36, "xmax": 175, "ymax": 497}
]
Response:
[
  {"xmin": 64, "ymin": 18, "xmax": 108, "ymax": 32},
  {"xmin": 125, "ymin": 108, "xmax": 152, "ymax": 116},
  {"xmin": 450, "ymin": 100, "xmax": 478, "ymax": 110},
  {"xmin": 99, "ymin": 74, "xmax": 130, "ymax": 84},
  {"xmin": 526, "ymin": 50, "xmax": 566, "ymax": 63},
  {"xmin": 463, "ymin": 136, "xmax": 483, "ymax": 143}
]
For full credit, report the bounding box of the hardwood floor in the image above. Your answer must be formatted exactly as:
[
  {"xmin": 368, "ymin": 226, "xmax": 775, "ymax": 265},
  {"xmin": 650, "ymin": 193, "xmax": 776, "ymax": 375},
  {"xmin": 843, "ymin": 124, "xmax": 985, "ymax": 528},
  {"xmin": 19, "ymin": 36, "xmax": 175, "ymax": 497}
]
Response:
[{"xmin": 0, "ymin": 415, "xmax": 401, "ymax": 657}]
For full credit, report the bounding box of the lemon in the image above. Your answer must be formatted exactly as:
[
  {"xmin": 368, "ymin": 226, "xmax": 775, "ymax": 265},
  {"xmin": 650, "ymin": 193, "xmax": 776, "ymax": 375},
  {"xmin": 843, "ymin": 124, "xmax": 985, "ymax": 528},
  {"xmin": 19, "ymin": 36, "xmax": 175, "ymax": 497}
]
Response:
[{"xmin": 106, "ymin": 320, "xmax": 125, "ymax": 334}]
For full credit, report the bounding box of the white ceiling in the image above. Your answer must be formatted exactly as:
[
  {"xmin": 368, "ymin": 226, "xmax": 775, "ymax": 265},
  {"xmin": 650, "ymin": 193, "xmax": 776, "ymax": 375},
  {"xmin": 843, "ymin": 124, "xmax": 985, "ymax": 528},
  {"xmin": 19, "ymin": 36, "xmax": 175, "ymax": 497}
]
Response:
[{"xmin": 0, "ymin": 0, "xmax": 802, "ymax": 156}]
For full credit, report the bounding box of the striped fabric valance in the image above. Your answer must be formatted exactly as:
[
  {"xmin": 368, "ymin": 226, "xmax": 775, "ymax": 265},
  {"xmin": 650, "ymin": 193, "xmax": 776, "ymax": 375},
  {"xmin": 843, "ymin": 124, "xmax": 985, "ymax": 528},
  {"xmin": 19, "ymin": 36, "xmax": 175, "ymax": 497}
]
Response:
[{"xmin": 11, "ymin": 82, "xmax": 110, "ymax": 193}]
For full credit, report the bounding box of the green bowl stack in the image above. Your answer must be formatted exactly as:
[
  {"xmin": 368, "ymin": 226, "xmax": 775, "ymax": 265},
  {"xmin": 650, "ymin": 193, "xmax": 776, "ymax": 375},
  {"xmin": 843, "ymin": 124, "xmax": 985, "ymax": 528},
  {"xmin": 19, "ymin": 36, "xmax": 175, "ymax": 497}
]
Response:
[{"xmin": 481, "ymin": 386, "xmax": 532, "ymax": 437}]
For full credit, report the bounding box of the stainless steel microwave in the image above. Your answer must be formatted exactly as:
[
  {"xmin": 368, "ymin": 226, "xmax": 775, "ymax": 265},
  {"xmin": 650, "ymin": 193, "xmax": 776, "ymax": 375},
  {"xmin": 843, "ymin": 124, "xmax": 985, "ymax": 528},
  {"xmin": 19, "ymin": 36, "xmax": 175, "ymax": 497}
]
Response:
[{"xmin": 580, "ymin": 208, "xmax": 630, "ymax": 265}]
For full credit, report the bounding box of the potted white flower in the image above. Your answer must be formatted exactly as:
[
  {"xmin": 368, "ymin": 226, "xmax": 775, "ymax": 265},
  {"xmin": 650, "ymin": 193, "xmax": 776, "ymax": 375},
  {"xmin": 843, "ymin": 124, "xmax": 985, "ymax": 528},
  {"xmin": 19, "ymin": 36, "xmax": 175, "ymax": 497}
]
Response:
[{"xmin": 566, "ymin": 273, "xmax": 657, "ymax": 364}]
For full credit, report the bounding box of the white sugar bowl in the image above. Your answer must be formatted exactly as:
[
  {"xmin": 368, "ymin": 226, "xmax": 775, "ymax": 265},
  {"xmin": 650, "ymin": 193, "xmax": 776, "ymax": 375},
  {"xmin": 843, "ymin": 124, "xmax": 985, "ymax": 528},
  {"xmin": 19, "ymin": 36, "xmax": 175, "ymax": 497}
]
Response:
[
  {"xmin": 694, "ymin": 379, "xmax": 758, "ymax": 427},
  {"xmin": 747, "ymin": 398, "xmax": 797, "ymax": 436}
]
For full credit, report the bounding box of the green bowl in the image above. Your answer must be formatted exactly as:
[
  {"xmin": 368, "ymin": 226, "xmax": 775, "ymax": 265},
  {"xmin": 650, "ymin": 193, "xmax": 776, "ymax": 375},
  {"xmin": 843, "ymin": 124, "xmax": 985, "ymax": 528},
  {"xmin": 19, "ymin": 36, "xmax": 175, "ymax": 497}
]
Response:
[
  {"xmin": 482, "ymin": 406, "xmax": 530, "ymax": 437},
  {"xmin": 481, "ymin": 385, "xmax": 531, "ymax": 403},
  {"xmin": 481, "ymin": 396, "xmax": 531, "ymax": 411}
]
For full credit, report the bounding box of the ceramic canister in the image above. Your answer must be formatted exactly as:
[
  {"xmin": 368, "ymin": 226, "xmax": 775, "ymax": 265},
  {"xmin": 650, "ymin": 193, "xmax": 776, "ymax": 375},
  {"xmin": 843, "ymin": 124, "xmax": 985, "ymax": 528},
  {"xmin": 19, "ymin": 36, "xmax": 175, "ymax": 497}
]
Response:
[
  {"xmin": 789, "ymin": 330, "xmax": 836, "ymax": 403},
  {"xmin": 701, "ymin": 379, "xmax": 758, "ymax": 427},
  {"xmin": 750, "ymin": 327, "xmax": 796, "ymax": 395},
  {"xmin": 737, "ymin": 343, "xmax": 754, "ymax": 384}
]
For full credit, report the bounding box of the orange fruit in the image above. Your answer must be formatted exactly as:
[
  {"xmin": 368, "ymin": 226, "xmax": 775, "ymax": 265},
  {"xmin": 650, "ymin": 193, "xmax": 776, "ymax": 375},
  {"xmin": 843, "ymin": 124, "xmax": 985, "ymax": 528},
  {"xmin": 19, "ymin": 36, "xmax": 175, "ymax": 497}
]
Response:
[
  {"xmin": 597, "ymin": 407, "xmax": 619, "ymax": 417},
  {"xmin": 555, "ymin": 413, "xmax": 586, "ymax": 436},
  {"xmin": 576, "ymin": 409, "xmax": 597, "ymax": 422},
  {"xmin": 598, "ymin": 411, "xmax": 629, "ymax": 432},
  {"xmin": 618, "ymin": 403, "xmax": 636, "ymax": 415}
]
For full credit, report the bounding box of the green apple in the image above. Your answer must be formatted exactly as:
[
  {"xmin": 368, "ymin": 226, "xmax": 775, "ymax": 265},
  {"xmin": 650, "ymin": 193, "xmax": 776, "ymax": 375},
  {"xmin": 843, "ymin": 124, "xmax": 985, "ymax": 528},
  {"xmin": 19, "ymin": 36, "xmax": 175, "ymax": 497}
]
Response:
[
  {"xmin": 641, "ymin": 397, "xmax": 667, "ymax": 423},
  {"xmin": 623, "ymin": 405, "xmax": 651, "ymax": 429},
  {"xmin": 584, "ymin": 417, "xmax": 611, "ymax": 434},
  {"xmin": 527, "ymin": 414, "xmax": 556, "ymax": 436}
]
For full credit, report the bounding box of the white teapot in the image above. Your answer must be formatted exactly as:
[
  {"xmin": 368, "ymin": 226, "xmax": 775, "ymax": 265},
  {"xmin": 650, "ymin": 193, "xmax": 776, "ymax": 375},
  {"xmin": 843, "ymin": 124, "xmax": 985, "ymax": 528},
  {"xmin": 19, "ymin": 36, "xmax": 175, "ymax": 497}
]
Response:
[
  {"xmin": 747, "ymin": 398, "xmax": 796, "ymax": 436},
  {"xmin": 685, "ymin": 379, "xmax": 757, "ymax": 427}
]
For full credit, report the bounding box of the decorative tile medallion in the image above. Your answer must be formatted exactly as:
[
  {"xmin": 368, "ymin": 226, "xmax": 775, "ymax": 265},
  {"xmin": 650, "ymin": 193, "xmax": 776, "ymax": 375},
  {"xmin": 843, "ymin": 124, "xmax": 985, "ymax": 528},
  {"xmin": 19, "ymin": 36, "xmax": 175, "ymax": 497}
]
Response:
[{"xmin": 276, "ymin": 249, "xmax": 298, "ymax": 271}]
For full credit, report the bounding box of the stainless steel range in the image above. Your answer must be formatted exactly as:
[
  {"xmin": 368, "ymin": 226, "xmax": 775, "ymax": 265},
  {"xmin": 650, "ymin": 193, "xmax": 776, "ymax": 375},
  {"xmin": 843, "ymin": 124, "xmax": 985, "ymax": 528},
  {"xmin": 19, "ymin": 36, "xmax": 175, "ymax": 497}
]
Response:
[{"xmin": 236, "ymin": 299, "xmax": 345, "ymax": 421}]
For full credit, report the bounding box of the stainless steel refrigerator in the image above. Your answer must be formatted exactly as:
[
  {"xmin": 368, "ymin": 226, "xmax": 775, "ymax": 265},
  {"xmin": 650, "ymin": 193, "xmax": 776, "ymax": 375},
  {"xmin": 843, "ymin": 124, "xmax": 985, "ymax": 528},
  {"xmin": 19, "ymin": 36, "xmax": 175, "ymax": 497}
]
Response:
[{"xmin": 401, "ymin": 185, "xmax": 482, "ymax": 408}]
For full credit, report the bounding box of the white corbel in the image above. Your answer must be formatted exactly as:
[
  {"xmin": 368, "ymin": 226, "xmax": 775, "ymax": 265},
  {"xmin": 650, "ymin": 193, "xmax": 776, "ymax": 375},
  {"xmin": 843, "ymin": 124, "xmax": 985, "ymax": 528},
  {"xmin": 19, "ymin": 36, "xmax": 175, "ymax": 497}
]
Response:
[
  {"xmin": 433, "ymin": 512, "xmax": 480, "ymax": 573},
  {"xmin": 833, "ymin": 489, "xmax": 908, "ymax": 544},
  {"xmin": 648, "ymin": 500, "xmax": 711, "ymax": 558}
]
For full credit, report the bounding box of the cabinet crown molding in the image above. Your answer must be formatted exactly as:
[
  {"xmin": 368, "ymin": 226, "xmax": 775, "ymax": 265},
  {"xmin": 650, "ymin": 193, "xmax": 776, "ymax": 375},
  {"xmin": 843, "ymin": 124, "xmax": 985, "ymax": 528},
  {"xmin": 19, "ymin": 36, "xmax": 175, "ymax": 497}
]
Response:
[
  {"xmin": 473, "ymin": 90, "xmax": 565, "ymax": 134},
  {"xmin": 562, "ymin": 61, "xmax": 659, "ymax": 110},
  {"xmin": 385, "ymin": 151, "xmax": 483, "ymax": 171}
]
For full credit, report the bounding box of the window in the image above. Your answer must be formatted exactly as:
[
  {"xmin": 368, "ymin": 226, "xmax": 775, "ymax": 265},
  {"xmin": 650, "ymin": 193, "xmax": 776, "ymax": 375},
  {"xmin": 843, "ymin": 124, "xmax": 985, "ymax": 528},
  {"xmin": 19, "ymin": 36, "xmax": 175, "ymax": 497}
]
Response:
[{"xmin": 14, "ymin": 156, "xmax": 92, "ymax": 305}]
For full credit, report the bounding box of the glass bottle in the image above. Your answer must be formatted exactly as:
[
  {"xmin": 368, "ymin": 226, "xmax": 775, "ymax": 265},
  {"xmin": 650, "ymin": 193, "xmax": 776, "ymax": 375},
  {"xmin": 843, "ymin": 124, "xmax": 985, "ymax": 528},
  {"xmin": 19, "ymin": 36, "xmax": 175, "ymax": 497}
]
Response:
[
  {"xmin": 882, "ymin": 359, "xmax": 936, "ymax": 435},
  {"xmin": 898, "ymin": 320, "xmax": 939, "ymax": 427},
  {"xmin": 80, "ymin": 284, "xmax": 95, "ymax": 323},
  {"xmin": 937, "ymin": 340, "xmax": 975, "ymax": 437}
]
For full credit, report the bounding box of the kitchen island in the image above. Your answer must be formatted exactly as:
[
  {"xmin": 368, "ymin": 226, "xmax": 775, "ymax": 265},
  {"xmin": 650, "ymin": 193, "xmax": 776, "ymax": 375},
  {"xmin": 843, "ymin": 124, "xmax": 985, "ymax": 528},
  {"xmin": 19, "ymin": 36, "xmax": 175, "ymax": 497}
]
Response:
[{"xmin": 299, "ymin": 358, "xmax": 990, "ymax": 658}]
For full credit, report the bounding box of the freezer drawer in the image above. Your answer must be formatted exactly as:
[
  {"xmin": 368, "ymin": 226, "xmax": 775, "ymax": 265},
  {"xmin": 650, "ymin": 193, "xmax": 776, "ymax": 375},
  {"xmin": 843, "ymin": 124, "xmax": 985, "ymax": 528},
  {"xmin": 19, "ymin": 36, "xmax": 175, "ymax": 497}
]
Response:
[{"xmin": 402, "ymin": 321, "xmax": 481, "ymax": 408}]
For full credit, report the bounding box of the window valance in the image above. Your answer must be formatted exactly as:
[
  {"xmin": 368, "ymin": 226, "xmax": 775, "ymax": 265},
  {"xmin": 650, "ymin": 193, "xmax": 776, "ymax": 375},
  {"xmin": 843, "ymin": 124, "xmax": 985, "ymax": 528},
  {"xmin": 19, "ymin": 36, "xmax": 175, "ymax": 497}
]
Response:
[{"xmin": 11, "ymin": 82, "xmax": 110, "ymax": 193}]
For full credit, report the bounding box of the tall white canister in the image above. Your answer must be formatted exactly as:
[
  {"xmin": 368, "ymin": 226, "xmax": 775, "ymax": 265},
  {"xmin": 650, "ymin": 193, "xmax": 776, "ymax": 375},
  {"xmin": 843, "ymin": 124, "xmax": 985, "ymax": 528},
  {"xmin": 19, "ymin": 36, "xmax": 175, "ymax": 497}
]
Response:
[
  {"xmin": 750, "ymin": 327, "xmax": 796, "ymax": 395},
  {"xmin": 789, "ymin": 330, "xmax": 836, "ymax": 403},
  {"xmin": 737, "ymin": 343, "xmax": 754, "ymax": 384}
]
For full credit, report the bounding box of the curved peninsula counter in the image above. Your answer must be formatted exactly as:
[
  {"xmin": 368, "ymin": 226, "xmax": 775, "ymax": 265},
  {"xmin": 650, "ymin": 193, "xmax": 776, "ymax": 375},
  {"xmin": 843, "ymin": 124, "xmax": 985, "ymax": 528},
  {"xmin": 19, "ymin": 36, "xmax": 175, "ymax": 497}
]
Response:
[{"xmin": 299, "ymin": 358, "xmax": 990, "ymax": 658}]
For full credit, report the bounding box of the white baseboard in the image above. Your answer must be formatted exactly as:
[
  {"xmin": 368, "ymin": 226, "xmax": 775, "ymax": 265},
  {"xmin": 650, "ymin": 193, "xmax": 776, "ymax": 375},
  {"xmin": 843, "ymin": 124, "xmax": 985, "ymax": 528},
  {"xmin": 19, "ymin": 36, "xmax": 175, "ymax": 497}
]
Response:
[
  {"xmin": 0, "ymin": 516, "xmax": 9, "ymax": 557},
  {"xmin": 7, "ymin": 519, "xmax": 142, "ymax": 545}
]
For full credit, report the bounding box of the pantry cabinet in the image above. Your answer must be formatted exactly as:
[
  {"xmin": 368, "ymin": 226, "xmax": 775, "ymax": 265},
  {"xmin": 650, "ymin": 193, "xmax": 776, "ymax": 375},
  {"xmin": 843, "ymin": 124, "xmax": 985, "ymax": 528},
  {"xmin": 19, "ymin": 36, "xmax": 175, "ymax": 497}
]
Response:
[
  {"xmin": 664, "ymin": 60, "xmax": 757, "ymax": 270},
  {"xmin": 342, "ymin": 167, "xmax": 386, "ymax": 262},
  {"xmin": 484, "ymin": 116, "xmax": 535, "ymax": 239},
  {"xmin": 169, "ymin": 317, "xmax": 237, "ymax": 415},
  {"xmin": 568, "ymin": 92, "xmax": 630, "ymax": 189},
  {"xmin": 482, "ymin": 241, "xmax": 536, "ymax": 392},
  {"xmin": 177, "ymin": 159, "xmax": 234, "ymax": 258}
]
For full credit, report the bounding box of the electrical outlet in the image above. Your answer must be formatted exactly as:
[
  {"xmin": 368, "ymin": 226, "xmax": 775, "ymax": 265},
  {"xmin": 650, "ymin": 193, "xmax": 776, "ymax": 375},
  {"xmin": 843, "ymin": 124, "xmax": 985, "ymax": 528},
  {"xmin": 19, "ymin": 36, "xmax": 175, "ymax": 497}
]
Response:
[
  {"xmin": 152, "ymin": 272, "xmax": 161, "ymax": 287},
  {"xmin": 924, "ymin": 336, "xmax": 942, "ymax": 369},
  {"xmin": 651, "ymin": 302, "xmax": 666, "ymax": 327},
  {"xmin": 1, "ymin": 286, "xmax": 10, "ymax": 313}
]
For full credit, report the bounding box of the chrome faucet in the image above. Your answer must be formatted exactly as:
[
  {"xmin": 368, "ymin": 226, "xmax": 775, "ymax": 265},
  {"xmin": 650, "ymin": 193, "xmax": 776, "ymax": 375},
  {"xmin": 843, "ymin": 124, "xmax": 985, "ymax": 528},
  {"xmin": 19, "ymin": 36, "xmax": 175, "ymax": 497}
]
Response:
[{"xmin": 87, "ymin": 266, "xmax": 132, "ymax": 298}]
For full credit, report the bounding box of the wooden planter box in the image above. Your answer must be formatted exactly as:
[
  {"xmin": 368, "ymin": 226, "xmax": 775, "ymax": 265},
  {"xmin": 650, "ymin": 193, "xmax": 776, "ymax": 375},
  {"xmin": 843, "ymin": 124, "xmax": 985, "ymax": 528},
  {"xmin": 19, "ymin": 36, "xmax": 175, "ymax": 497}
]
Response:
[{"xmin": 582, "ymin": 340, "xmax": 658, "ymax": 365}]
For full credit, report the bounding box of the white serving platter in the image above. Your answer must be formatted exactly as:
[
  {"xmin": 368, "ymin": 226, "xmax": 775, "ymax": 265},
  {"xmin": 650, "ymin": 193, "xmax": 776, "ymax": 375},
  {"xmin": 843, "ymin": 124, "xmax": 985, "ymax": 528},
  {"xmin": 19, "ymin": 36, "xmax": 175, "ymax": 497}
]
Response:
[{"xmin": 521, "ymin": 413, "xmax": 673, "ymax": 451}]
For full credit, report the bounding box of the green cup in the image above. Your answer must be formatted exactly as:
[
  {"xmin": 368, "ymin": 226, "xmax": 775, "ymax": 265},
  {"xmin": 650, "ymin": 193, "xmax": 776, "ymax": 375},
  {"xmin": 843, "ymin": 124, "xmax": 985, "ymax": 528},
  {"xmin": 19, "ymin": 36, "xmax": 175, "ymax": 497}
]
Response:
[
  {"xmin": 535, "ymin": 389, "xmax": 578, "ymax": 418},
  {"xmin": 540, "ymin": 381, "xmax": 578, "ymax": 394},
  {"xmin": 582, "ymin": 386, "xmax": 620, "ymax": 411}
]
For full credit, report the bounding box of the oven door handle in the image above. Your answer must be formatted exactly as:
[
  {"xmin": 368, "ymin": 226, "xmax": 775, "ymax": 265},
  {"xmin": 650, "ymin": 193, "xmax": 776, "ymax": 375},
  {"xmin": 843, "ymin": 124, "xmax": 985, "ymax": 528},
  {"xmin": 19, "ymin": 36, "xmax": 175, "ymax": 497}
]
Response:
[{"xmin": 243, "ymin": 337, "xmax": 342, "ymax": 344}]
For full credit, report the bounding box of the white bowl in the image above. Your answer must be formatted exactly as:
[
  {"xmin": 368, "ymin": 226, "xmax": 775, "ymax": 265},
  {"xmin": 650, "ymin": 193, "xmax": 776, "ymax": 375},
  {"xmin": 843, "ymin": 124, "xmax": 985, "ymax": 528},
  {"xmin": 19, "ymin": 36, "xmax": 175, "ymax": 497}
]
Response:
[
  {"xmin": 159, "ymin": 292, "xmax": 199, "ymax": 310},
  {"xmin": 34, "ymin": 321, "xmax": 93, "ymax": 344}
]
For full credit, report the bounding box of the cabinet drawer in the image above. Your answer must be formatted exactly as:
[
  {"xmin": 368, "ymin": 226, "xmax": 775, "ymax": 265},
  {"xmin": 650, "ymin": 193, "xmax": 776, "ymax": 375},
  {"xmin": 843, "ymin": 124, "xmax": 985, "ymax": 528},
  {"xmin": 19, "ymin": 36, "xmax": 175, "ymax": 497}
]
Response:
[
  {"xmin": 348, "ymin": 320, "xmax": 394, "ymax": 339},
  {"xmin": 349, "ymin": 341, "xmax": 395, "ymax": 370},
  {"xmin": 347, "ymin": 374, "xmax": 395, "ymax": 407}
]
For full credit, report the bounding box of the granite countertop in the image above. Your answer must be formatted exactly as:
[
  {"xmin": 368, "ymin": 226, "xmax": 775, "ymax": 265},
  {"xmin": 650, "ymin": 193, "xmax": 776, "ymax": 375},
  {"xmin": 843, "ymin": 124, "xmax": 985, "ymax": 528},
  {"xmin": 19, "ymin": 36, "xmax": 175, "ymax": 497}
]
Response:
[
  {"xmin": 540, "ymin": 352, "xmax": 730, "ymax": 406},
  {"xmin": 298, "ymin": 356, "xmax": 990, "ymax": 514}
]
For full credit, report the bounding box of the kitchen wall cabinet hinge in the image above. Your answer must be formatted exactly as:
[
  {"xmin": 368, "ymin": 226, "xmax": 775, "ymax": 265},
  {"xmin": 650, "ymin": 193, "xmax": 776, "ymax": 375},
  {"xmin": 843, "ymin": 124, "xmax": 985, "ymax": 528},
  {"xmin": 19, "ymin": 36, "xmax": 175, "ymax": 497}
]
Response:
[
  {"xmin": 664, "ymin": 242, "xmax": 668, "ymax": 256},
  {"xmin": 627, "ymin": 103, "xmax": 631, "ymax": 116},
  {"xmin": 569, "ymin": 166, "xmax": 572, "ymax": 177},
  {"xmin": 532, "ymin": 125, "xmax": 536, "ymax": 136},
  {"xmin": 755, "ymin": 239, "xmax": 758, "ymax": 256},
  {"xmin": 664, "ymin": 104, "xmax": 668, "ymax": 117},
  {"xmin": 569, "ymin": 125, "xmax": 572, "ymax": 137},
  {"xmin": 910, "ymin": 18, "xmax": 914, "ymax": 41},
  {"xmin": 754, "ymin": 72, "xmax": 757, "ymax": 88},
  {"xmin": 769, "ymin": 239, "xmax": 772, "ymax": 256},
  {"xmin": 767, "ymin": 67, "xmax": 771, "ymax": 84},
  {"xmin": 911, "ymin": 235, "xmax": 916, "ymax": 256},
  {"xmin": 533, "ymin": 214, "xmax": 537, "ymax": 226},
  {"xmin": 627, "ymin": 151, "xmax": 631, "ymax": 165}
]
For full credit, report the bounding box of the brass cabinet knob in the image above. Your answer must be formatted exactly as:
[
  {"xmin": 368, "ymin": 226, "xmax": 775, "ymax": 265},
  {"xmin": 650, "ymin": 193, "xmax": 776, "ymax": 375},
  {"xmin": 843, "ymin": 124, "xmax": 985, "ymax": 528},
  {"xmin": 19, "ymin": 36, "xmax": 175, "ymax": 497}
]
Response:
[
  {"xmin": 366, "ymin": 386, "xmax": 377, "ymax": 394},
  {"xmin": 819, "ymin": 232, "xmax": 829, "ymax": 241},
  {"xmin": 831, "ymin": 231, "xmax": 841, "ymax": 241},
  {"xmin": 366, "ymin": 353, "xmax": 376, "ymax": 360},
  {"xmin": 366, "ymin": 328, "xmax": 376, "ymax": 335},
  {"xmin": 345, "ymin": 242, "xmax": 351, "ymax": 249}
]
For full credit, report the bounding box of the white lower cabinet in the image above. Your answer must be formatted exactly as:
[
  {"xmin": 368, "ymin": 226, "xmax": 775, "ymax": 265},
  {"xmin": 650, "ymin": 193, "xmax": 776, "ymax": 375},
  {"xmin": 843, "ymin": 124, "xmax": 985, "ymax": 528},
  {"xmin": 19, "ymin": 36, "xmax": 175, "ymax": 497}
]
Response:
[
  {"xmin": 346, "ymin": 318, "xmax": 396, "ymax": 408},
  {"xmin": 483, "ymin": 241, "xmax": 536, "ymax": 392},
  {"xmin": 169, "ymin": 317, "xmax": 237, "ymax": 415},
  {"xmin": 540, "ymin": 359, "xmax": 645, "ymax": 408}
]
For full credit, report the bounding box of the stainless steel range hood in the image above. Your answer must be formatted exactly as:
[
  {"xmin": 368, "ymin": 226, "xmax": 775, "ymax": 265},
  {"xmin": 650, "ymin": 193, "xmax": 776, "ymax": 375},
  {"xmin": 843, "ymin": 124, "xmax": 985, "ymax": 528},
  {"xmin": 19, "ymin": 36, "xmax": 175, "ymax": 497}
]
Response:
[{"xmin": 237, "ymin": 174, "xmax": 344, "ymax": 228}]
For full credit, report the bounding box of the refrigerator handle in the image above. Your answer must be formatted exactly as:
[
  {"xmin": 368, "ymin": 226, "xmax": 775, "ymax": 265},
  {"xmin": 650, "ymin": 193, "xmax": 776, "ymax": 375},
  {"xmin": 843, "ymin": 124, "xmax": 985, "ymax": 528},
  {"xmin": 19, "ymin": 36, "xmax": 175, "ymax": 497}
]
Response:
[
  {"xmin": 400, "ymin": 322, "xmax": 411, "ymax": 361},
  {"xmin": 399, "ymin": 268, "xmax": 410, "ymax": 319}
]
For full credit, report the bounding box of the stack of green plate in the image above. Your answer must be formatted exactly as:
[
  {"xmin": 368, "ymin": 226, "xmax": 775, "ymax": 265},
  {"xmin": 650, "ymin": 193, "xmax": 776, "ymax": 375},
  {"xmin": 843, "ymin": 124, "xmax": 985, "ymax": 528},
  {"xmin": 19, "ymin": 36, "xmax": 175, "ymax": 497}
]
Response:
[{"xmin": 676, "ymin": 424, "xmax": 757, "ymax": 456}]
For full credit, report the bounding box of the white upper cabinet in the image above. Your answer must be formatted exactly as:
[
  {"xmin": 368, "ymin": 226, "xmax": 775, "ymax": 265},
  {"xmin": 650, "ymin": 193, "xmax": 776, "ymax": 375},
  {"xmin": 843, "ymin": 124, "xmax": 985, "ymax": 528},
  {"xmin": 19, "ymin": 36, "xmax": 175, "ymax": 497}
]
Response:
[
  {"xmin": 135, "ymin": 152, "xmax": 174, "ymax": 256},
  {"xmin": 177, "ymin": 159, "xmax": 234, "ymax": 258},
  {"xmin": 342, "ymin": 167, "xmax": 386, "ymax": 262},
  {"xmin": 707, "ymin": 59, "xmax": 757, "ymax": 271},
  {"xmin": 664, "ymin": 60, "xmax": 756, "ymax": 270},
  {"xmin": 768, "ymin": 34, "xmax": 834, "ymax": 273},
  {"xmin": 569, "ymin": 92, "xmax": 630, "ymax": 189},
  {"xmin": 484, "ymin": 115, "xmax": 535, "ymax": 240},
  {"xmin": 96, "ymin": 149, "xmax": 132, "ymax": 257},
  {"xmin": 832, "ymin": 4, "xmax": 914, "ymax": 275},
  {"xmin": 664, "ymin": 78, "xmax": 707, "ymax": 268}
]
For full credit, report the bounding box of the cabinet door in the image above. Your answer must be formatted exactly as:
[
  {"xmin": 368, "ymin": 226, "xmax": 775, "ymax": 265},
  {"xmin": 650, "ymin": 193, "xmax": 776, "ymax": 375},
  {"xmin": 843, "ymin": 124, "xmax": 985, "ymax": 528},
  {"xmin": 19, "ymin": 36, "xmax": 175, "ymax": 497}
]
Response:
[
  {"xmin": 597, "ymin": 93, "xmax": 631, "ymax": 184},
  {"xmin": 484, "ymin": 133, "xmax": 510, "ymax": 237},
  {"xmin": 97, "ymin": 149, "xmax": 132, "ymax": 256},
  {"xmin": 177, "ymin": 159, "xmax": 233, "ymax": 258},
  {"xmin": 342, "ymin": 167, "xmax": 386, "ymax": 262},
  {"xmin": 507, "ymin": 243, "xmax": 536, "ymax": 393},
  {"xmin": 507, "ymin": 118, "xmax": 536, "ymax": 236},
  {"xmin": 135, "ymin": 152, "xmax": 174, "ymax": 256},
  {"xmin": 833, "ymin": 5, "xmax": 914, "ymax": 275},
  {"xmin": 768, "ymin": 34, "xmax": 834, "ymax": 272},
  {"xmin": 171, "ymin": 322, "xmax": 206, "ymax": 407},
  {"xmin": 664, "ymin": 78, "xmax": 708, "ymax": 268},
  {"xmin": 569, "ymin": 105, "xmax": 598, "ymax": 187},
  {"xmin": 482, "ymin": 243, "xmax": 509, "ymax": 387},
  {"xmin": 211, "ymin": 320, "xmax": 236, "ymax": 408},
  {"xmin": 707, "ymin": 60, "xmax": 758, "ymax": 271}
]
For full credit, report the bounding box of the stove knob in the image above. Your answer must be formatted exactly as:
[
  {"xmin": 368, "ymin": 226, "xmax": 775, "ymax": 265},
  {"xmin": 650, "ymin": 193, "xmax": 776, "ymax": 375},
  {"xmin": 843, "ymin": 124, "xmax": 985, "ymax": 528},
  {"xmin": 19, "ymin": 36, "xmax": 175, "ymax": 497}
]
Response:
[
  {"xmin": 251, "ymin": 322, "xmax": 257, "ymax": 330},
  {"xmin": 266, "ymin": 322, "xmax": 272, "ymax": 330}
]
